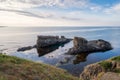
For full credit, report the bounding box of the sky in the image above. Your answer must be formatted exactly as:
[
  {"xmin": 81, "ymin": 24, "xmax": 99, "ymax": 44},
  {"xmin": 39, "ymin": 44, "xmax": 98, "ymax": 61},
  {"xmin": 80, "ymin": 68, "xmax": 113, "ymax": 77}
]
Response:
[{"xmin": 0, "ymin": 0, "xmax": 120, "ymax": 27}]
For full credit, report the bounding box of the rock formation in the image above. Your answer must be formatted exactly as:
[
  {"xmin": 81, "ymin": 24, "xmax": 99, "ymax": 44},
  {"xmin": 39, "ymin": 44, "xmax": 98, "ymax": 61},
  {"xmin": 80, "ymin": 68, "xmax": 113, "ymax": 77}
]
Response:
[
  {"xmin": 36, "ymin": 35, "xmax": 71, "ymax": 56},
  {"xmin": 17, "ymin": 35, "xmax": 71, "ymax": 52},
  {"xmin": 36, "ymin": 35, "xmax": 71, "ymax": 48},
  {"xmin": 80, "ymin": 63, "xmax": 103, "ymax": 80},
  {"xmin": 17, "ymin": 36, "xmax": 112, "ymax": 57},
  {"xmin": 67, "ymin": 37, "xmax": 113, "ymax": 55},
  {"xmin": 80, "ymin": 56, "xmax": 120, "ymax": 80}
]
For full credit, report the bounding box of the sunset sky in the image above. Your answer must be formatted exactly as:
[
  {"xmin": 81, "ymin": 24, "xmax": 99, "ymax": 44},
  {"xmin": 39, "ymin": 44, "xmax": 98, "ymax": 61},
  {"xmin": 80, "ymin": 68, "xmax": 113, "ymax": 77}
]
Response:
[{"xmin": 0, "ymin": 0, "xmax": 120, "ymax": 27}]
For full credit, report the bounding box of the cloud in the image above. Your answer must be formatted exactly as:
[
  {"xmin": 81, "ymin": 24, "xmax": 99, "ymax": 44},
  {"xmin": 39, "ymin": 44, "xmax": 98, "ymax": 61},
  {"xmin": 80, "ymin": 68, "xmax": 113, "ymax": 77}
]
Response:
[
  {"xmin": 112, "ymin": 3, "xmax": 120, "ymax": 13},
  {"xmin": 0, "ymin": 8, "xmax": 45, "ymax": 18},
  {"xmin": 0, "ymin": 0, "xmax": 92, "ymax": 10},
  {"xmin": 0, "ymin": 10, "xmax": 87, "ymax": 27},
  {"xmin": 0, "ymin": 0, "xmax": 120, "ymax": 26},
  {"xmin": 0, "ymin": 10, "xmax": 120, "ymax": 27},
  {"xmin": 89, "ymin": 5, "xmax": 102, "ymax": 12},
  {"xmin": 104, "ymin": 3, "xmax": 120, "ymax": 14},
  {"xmin": 0, "ymin": 7, "xmax": 82, "ymax": 21},
  {"xmin": 0, "ymin": 0, "xmax": 112, "ymax": 14}
]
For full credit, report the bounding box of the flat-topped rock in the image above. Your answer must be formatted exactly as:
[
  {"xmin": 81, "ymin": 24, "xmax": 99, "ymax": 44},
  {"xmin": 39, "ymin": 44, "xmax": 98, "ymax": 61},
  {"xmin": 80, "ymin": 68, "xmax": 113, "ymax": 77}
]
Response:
[
  {"xmin": 67, "ymin": 37, "xmax": 113, "ymax": 55},
  {"xmin": 37, "ymin": 35, "xmax": 71, "ymax": 48}
]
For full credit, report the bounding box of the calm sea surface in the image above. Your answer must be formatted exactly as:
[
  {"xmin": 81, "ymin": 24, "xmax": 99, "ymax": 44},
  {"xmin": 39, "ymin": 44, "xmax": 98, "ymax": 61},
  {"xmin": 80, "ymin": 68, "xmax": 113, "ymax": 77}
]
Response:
[{"xmin": 0, "ymin": 27, "xmax": 120, "ymax": 76}]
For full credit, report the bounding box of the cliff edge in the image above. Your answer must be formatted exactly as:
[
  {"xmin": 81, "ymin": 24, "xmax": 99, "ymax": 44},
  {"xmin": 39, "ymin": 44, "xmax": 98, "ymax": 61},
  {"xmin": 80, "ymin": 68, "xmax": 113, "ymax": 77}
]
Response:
[{"xmin": 80, "ymin": 56, "xmax": 120, "ymax": 80}]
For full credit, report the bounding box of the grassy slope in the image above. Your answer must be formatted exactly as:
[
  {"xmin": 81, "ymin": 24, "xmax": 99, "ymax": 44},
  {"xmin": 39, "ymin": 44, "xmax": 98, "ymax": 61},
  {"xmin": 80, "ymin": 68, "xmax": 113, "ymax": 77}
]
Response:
[
  {"xmin": 80, "ymin": 56, "xmax": 120, "ymax": 80},
  {"xmin": 0, "ymin": 54, "xmax": 79, "ymax": 80},
  {"xmin": 99, "ymin": 56, "xmax": 120, "ymax": 72}
]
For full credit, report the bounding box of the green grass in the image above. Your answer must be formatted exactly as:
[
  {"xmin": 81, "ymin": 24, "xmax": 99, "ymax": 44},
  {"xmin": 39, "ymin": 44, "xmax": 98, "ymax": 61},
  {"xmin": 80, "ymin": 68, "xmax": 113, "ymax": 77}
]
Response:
[
  {"xmin": 111, "ymin": 56, "xmax": 120, "ymax": 62},
  {"xmin": 99, "ymin": 61, "xmax": 112, "ymax": 70},
  {"xmin": 0, "ymin": 54, "xmax": 79, "ymax": 80},
  {"xmin": 113, "ymin": 68, "xmax": 120, "ymax": 73},
  {"xmin": 98, "ymin": 56, "xmax": 120, "ymax": 72}
]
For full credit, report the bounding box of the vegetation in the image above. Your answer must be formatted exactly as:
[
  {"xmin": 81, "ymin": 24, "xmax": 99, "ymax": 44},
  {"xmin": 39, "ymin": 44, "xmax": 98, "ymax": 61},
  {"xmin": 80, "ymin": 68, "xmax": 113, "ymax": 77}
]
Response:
[
  {"xmin": 99, "ymin": 61, "xmax": 112, "ymax": 70},
  {"xmin": 98, "ymin": 56, "xmax": 120, "ymax": 73},
  {"xmin": 113, "ymin": 68, "xmax": 120, "ymax": 73},
  {"xmin": 0, "ymin": 54, "xmax": 79, "ymax": 80},
  {"xmin": 111, "ymin": 56, "xmax": 120, "ymax": 62}
]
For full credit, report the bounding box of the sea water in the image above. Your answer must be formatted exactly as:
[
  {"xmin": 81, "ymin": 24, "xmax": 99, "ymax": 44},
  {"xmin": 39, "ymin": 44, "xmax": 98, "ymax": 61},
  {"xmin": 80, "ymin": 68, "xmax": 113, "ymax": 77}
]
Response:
[{"xmin": 0, "ymin": 27, "xmax": 120, "ymax": 76}]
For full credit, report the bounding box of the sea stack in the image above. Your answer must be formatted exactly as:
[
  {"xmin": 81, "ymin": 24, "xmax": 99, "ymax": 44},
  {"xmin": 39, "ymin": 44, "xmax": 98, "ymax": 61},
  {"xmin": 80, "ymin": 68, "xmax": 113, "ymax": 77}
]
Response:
[
  {"xmin": 67, "ymin": 37, "xmax": 113, "ymax": 55},
  {"xmin": 36, "ymin": 35, "xmax": 71, "ymax": 48}
]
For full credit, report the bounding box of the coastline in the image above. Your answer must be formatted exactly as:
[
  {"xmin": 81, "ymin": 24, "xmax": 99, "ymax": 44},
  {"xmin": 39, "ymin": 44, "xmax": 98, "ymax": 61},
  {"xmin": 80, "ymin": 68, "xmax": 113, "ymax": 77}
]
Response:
[
  {"xmin": 0, "ymin": 27, "xmax": 120, "ymax": 78},
  {"xmin": 0, "ymin": 53, "xmax": 78, "ymax": 80},
  {"xmin": 0, "ymin": 53, "xmax": 120, "ymax": 80}
]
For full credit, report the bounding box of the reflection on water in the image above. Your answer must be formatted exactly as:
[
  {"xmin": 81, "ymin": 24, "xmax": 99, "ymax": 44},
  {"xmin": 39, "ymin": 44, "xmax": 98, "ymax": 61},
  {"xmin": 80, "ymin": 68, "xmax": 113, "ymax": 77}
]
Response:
[
  {"xmin": 73, "ymin": 53, "xmax": 89, "ymax": 64},
  {"xmin": 0, "ymin": 27, "xmax": 120, "ymax": 77},
  {"xmin": 37, "ymin": 44, "xmax": 65, "ymax": 57},
  {"xmin": 57, "ymin": 53, "xmax": 89, "ymax": 66}
]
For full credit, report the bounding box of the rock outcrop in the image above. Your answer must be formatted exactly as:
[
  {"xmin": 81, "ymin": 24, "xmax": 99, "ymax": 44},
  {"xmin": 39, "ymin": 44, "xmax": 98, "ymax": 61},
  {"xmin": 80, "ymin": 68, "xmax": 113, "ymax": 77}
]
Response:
[
  {"xmin": 80, "ymin": 56, "xmax": 120, "ymax": 80},
  {"xmin": 36, "ymin": 35, "xmax": 71, "ymax": 56},
  {"xmin": 67, "ymin": 37, "xmax": 113, "ymax": 55},
  {"xmin": 80, "ymin": 63, "xmax": 103, "ymax": 80},
  {"xmin": 37, "ymin": 35, "xmax": 71, "ymax": 48},
  {"xmin": 17, "ymin": 35, "xmax": 71, "ymax": 52}
]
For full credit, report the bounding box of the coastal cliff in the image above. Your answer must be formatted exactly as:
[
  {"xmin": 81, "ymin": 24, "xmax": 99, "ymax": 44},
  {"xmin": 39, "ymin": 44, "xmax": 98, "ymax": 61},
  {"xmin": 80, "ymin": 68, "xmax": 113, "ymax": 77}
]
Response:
[{"xmin": 80, "ymin": 56, "xmax": 120, "ymax": 80}]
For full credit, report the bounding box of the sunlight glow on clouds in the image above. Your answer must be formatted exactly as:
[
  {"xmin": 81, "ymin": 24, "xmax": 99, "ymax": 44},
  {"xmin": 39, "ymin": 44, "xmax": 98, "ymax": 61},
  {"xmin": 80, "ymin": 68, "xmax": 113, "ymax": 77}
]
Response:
[{"xmin": 0, "ymin": 0, "xmax": 120, "ymax": 26}]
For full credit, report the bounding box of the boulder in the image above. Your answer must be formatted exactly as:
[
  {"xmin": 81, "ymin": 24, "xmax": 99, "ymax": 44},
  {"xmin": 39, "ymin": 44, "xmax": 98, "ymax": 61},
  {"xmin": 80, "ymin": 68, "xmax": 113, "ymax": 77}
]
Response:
[{"xmin": 67, "ymin": 37, "xmax": 113, "ymax": 55}]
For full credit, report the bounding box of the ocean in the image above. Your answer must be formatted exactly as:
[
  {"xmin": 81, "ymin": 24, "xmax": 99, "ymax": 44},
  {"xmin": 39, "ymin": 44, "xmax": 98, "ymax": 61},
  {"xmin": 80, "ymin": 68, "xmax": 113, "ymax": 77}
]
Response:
[{"xmin": 0, "ymin": 26, "xmax": 120, "ymax": 76}]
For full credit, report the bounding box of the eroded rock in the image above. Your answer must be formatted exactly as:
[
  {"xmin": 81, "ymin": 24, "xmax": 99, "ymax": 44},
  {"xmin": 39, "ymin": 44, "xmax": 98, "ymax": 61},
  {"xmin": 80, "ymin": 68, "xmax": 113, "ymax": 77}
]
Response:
[
  {"xmin": 80, "ymin": 57, "xmax": 120, "ymax": 80},
  {"xmin": 67, "ymin": 37, "xmax": 113, "ymax": 55},
  {"xmin": 37, "ymin": 35, "xmax": 71, "ymax": 48},
  {"xmin": 80, "ymin": 64, "xmax": 103, "ymax": 80},
  {"xmin": 73, "ymin": 37, "xmax": 88, "ymax": 48},
  {"xmin": 36, "ymin": 35, "xmax": 72, "ymax": 56}
]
